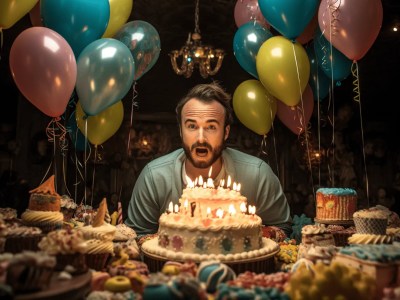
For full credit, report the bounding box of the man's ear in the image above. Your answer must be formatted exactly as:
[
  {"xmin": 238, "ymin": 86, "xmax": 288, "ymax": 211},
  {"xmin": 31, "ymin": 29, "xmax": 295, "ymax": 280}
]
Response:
[{"xmin": 224, "ymin": 125, "xmax": 230, "ymax": 141}]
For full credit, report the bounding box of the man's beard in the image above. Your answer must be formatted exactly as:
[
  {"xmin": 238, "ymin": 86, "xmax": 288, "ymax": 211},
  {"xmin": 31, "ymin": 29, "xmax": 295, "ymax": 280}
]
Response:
[{"xmin": 183, "ymin": 140, "xmax": 225, "ymax": 169}]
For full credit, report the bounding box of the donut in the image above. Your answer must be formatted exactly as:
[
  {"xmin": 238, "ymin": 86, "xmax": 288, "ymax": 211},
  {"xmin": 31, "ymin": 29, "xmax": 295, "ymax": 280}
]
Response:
[{"xmin": 104, "ymin": 275, "xmax": 132, "ymax": 293}]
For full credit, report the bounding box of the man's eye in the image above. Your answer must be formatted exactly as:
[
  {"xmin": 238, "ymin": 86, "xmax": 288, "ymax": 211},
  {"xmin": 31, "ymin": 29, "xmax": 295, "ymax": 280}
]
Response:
[
  {"xmin": 207, "ymin": 125, "xmax": 216, "ymax": 130},
  {"xmin": 187, "ymin": 124, "xmax": 196, "ymax": 129}
]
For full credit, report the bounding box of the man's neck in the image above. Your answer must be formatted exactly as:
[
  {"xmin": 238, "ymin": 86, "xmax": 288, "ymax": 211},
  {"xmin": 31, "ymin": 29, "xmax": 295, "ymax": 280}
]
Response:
[{"xmin": 185, "ymin": 157, "xmax": 223, "ymax": 181}]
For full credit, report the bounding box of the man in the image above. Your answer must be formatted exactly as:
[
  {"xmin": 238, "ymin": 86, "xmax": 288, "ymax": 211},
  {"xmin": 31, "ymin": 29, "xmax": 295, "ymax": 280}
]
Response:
[{"xmin": 125, "ymin": 83, "xmax": 292, "ymax": 238}]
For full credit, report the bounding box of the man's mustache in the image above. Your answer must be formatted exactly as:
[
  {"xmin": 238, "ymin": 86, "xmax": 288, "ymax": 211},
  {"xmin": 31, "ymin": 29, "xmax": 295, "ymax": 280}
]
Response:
[{"xmin": 191, "ymin": 142, "xmax": 212, "ymax": 151}]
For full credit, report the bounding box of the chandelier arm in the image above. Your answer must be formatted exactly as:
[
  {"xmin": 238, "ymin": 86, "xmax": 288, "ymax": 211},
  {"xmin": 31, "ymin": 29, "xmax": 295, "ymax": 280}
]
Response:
[{"xmin": 205, "ymin": 54, "xmax": 225, "ymax": 76}]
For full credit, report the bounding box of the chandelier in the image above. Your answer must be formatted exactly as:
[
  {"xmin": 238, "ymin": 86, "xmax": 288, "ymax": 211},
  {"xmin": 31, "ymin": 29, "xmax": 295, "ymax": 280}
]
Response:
[{"xmin": 169, "ymin": 0, "xmax": 225, "ymax": 78}]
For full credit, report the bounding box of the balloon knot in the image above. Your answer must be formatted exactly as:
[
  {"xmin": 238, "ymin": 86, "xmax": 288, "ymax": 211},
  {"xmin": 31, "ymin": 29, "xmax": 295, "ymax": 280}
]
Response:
[{"xmin": 82, "ymin": 114, "xmax": 88, "ymax": 120}]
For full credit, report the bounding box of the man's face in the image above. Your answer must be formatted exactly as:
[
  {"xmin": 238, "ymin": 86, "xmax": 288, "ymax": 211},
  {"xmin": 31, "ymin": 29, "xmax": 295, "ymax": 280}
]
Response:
[{"xmin": 181, "ymin": 98, "xmax": 230, "ymax": 169}]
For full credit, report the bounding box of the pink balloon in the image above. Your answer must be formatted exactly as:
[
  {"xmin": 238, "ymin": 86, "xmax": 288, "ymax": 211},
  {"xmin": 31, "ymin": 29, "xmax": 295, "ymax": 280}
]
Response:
[
  {"xmin": 10, "ymin": 27, "xmax": 76, "ymax": 117},
  {"xmin": 296, "ymin": 11, "xmax": 318, "ymax": 45},
  {"xmin": 234, "ymin": 0, "xmax": 270, "ymax": 29},
  {"xmin": 318, "ymin": 0, "xmax": 383, "ymax": 61},
  {"xmin": 29, "ymin": 1, "xmax": 43, "ymax": 27},
  {"xmin": 277, "ymin": 85, "xmax": 314, "ymax": 135}
]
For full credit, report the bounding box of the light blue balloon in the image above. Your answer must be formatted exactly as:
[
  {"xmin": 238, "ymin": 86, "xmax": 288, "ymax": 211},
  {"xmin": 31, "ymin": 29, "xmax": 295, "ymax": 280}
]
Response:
[
  {"xmin": 314, "ymin": 29, "xmax": 352, "ymax": 81},
  {"xmin": 233, "ymin": 21, "xmax": 273, "ymax": 79},
  {"xmin": 76, "ymin": 38, "xmax": 135, "ymax": 116},
  {"xmin": 258, "ymin": 0, "xmax": 318, "ymax": 40},
  {"xmin": 114, "ymin": 20, "xmax": 161, "ymax": 81},
  {"xmin": 41, "ymin": 0, "xmax": 110, "ymax": 58},
  {"xmin": 306, "ymin": 45, "xmax": 332, "ymax": 101}
]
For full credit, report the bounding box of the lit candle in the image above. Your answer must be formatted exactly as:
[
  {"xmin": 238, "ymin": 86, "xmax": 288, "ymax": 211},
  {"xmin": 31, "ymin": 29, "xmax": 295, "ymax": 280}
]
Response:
[
  {"xmin": 233, "ymin": 182, "xmax": 237, "ymax": 191},
  {"xmin": 216, "ymin": 208, "xmax": 224, "ymax": 219},
  {"xmin": 167, "ymin": 201, "xmax": 173, "ymax": 214},
  {"xmin": 206, "ymin": 207, "xmax": 211, "ymax": 218},
  {"xmin": 227, "ymin": 176, "xmax": 231, "ymax": 189},
  {"xmin": 249, "ymin": 205, "xmax": 256, "ymax": 216},
  {"xmin": 186, "ymin": 175, "xmax": 194, "ymax": 188},
  {"xmin": 207, "ymin": 178, "xmax": 214, "ymax": 188},
  {"xmin": 237, "ymin": 183, "xmax": 241, "ymax": 192},
  {"xmin": 240, "ymin": 202, "xmax": 247, "ymax": 214},
  {"xmin": 208, "ymin": 166, "xmax": 213, "ymax": 178},
  {"xmin": 228, "ymin": 204, "xmax": 236, "ymax": 216},
  {"xmin": 174, "ymin": 204, "xmax": 179, "ymax": 213},
  {"xmin": 198, "ymin": 175, "xmax": 204, "ymax": 187},
  {"xmin": 184, "ymin": 199, "xmax": 189, "ymax": 214}
]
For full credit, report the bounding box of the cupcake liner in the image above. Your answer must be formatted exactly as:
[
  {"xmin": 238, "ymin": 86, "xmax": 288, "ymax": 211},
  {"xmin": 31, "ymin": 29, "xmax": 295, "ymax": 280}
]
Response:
[
  {"xmin": 85, "ymin": 253, "xmax": 110, "ymax": 271},
  {"xmin": 55, "ymin": 253, "xmax": 87, "ymax": 274},
  {"xmin": 354, "ymin": 217, "xmax": 387, "ymax": 235},
  {"xmin": 22, "ymin": 221, "xmax": 63, "ymax": 233},
  {"xmin": 4, "ymin": 234, "xmax": 45, "ymax": 253},
  {"xmin": 6, "ymin": 264, "xmax": 54, "ymax": 292}
]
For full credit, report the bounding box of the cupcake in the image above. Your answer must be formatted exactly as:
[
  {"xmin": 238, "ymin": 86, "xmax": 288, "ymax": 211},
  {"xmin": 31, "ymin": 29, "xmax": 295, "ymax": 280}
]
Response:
[
  {"xmin": 60, "ymin": 195, "xmax": 78, "ymax": 221},
  {"xmin": 21, "ymin": 175, "xmax": 63, "ymax": 232},
  {"xmin": 0, "ymin": 208, "xmax": 17, "ymax": 223},
  {"xmin": 4, "ymin": 224, "xmax": 44, "ymax": 253},
  {"xmin": 38, "ymin": 228, "xmax": 88, "ymax": 274},
  {"xmin": 5, "ymin": 251, "xmax": 56, "ymax": 292},
  {"xmin": 353, "ymin": 208, "xmax": 388, "ymax": 235},
  {"xmin": 78, "ymin": 198, "xmax": 116, "ymax": 271},
  {"xmin": 327, "ymin": 225, "xmax": 356, "ymax": 247}
]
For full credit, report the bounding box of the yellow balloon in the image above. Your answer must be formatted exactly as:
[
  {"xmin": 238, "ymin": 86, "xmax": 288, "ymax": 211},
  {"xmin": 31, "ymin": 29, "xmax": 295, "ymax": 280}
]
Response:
[
  {"xmin": 233, "ymin": 79, "xmax": 277, "ymax": 136},
  {"xmin": 256, "ymin": 36, "xmax": 310, "ymax": 107},
  {"xmin": 76, "ymin": 100, "xmax": 124, "ymax": 146},
  {"xmin": 0, "ymin": 0, "xmax": 38, "ymax": 29},
  {"xmin": 102, "ymin": 0, "xmax": 133, "ymax": 38}
]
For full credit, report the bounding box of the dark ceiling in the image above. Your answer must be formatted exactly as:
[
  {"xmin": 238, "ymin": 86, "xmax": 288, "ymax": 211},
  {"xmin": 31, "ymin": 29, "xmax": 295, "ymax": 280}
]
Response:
[{"xmin": 1, "ymin": 0, "xmax": 399, "ymax": 127}]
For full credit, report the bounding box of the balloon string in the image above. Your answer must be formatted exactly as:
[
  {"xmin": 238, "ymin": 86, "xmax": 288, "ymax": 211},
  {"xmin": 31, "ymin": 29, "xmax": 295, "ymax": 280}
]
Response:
[
  {"xmin": 91, "ymin": 145, "xmax": 98, "ymax": 208},
  {"xmin": 84, "ymin": 119, "xmax": 88, "ymax": 206},
  {"xmin": 352, "ymin": 61, "xmax": 370, "ymax": 205},
  {"xmin": 260, "ymin": 134, "xmax": 268, "ymax": 157},
  {"xmin": 292, "ymin": 43, "xmax": 314, "ymax": 190},
  {"xmin": 127, "ymin": 81, "xmax": 139, "ymax": 156}
]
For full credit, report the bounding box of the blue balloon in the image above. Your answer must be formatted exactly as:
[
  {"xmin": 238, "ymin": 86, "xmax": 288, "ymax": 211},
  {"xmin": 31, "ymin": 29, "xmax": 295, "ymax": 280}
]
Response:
[
  {"xmin": 67, "ymin": 111, "xmax": 88, "ymax": 152},
  {"xmin": 76, "ymin": 38, "xmax": 135, "ymax": 116},
  {"xmin": 306, "ymin": 45, "xmax": 332, "ymax": 101},
  {"xmin": 258, "ymin": 0, "xmax": 318, "ymax": 39},
  {"xmin": 41, "ymin": 0, "xmax": 110, "ymax": 58},
  {"xmin": 233, "ymin": 21, "xmax": 273, "ymax": 79},
  {"xmin": 114, "ymin": 20, "xmax": 161, "ymax": 81},
  {"xmin": 313, "ymin": 29, "xmax": 352, "ymax": 81}
]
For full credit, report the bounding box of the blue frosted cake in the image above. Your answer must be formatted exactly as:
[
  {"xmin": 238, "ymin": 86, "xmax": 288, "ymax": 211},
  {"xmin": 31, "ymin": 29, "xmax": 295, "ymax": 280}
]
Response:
[{"xmin": 316, "ymin": 188, "xmax": 357, "ymax": 221}]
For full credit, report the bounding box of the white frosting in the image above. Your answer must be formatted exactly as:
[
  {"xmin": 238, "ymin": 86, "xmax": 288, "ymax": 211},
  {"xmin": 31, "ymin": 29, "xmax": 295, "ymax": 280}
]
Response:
[
  {"xmin": 21, "ymin": 210, "xmax": 64, "ymax": 223},
  {"xmin": 78, "ymin": 223, "xmax": 116, "ymax": 241},
  {"xmin": 302, "ymin": 224, "xmax": 329, "ymax": 234},
  {"xmin": 142, "ymin": 237, "xmax": 279, "ymax": 262}
]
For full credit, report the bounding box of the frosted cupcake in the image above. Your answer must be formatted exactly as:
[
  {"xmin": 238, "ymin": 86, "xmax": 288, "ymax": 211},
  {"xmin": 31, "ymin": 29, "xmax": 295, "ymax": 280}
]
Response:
[
  {"xmin": 38, "ymin": 228, "xmax": 88, "ymax": 274},
  {"xmin": 353, "ymin": 208, "xmax": 388, "ymax": 235},
  {"xmin": 4, "ymin": 224, "xmax": 44, "ymax": 253},
  {"xmin": 78, "ymin": 198, "xmax": 116, "ymax": 271},
  {"xmin": 60, "ymin": 195, "xmax": 78, "ymax": 221},
  {"xmin": 21, "ymin": 175, "xmax": 63, "ymax": 232}
]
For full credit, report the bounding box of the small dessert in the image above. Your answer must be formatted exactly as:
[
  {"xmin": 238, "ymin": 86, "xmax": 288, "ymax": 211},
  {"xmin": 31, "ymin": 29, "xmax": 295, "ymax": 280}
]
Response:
[
  {"xmin": 353, "ymin": 208, "xmax": 388, "ymax": 235},
  {"xmin": 60, "ymin": 195, "xmax": 78, "ymax": 221},
  {"xmin": 316, "ymin": 188, "xmax": 357, "ymax": 221},
  {"xmin": 4, "ymin": 224, "xmax": 44, "ymax": 253},
  {"xmin": 197, "ymin": 261, "xmax": 236, "ymax": 293}
]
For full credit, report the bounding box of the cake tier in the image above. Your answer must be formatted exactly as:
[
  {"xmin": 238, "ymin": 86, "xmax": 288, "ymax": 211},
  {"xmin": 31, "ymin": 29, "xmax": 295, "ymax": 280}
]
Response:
[
  {"xmin": 316, "ymin": 188, "xmax": 357, "ymax": 220},
  {"xmin": 29, "ymin": 193, "xmax": 61, "ymax": 212},
  {"xmin": 179, "ymin": 187, "xmax": 247, "ymax": 218},
  {"xmin": 158, "ymin": 213, "xmax": 262, "ymax": 255},
  {"xmin": 142, "ymin": 237, "xmax": 279, "ymax": 263}
]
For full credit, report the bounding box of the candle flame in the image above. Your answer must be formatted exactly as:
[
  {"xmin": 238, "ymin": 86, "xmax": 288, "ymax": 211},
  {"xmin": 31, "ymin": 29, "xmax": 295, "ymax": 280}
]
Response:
[
  {"xmin": 168, "ymin": 201, "xmax": 173, "ymax": 212},
  {"xmin": 227, "ymin": 176, "xmax": 231, "ymax": 188},
  {"xmin": 208, "ymin": 166, "xmax": 213, "ymax": 178},
  {"xmin": 240, "ymin": 202, "xmax": 247, "ymax": 213},
  {"xmin": 220, "ymin": 179, "xmax": 225, "ymax": 187},
  {"xmin": 198, "ymin": 175, "xmax": 204, "ymax": 186},
  {"xmin": 184, "ymin": 199, "xmax": 188, "ymax": 209},
  {"xmin": 233, "ymin": 182, "xmax": 237, "ymax": 191},
  {"xmin": 207, "ymin": 178, "xmax": 214, "ymax": 188},
  {"xmin": 207, "ymin": 207, "xmax": 211, "ymax": 216},
  {"xmin": 216, "ymin": 208, "xmax": 224, "ymax": 219},
  {"xmin": 174, "ymin": 204, "xmax": 179, "ymax": 213},
  {"xmin": 228, "ymin": 204, "xmax": 236, "ymax": 215},
  {"xmin": 186, "ymin": 175, "xmax": 193, "ymax": 187},
  {"xmin": 237, "ymin": 183, "xmax": 241, "ymax": 192}
]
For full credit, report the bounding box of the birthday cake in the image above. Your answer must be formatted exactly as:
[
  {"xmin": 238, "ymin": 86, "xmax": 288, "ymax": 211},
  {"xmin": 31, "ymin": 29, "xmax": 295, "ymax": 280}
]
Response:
[
  {"xmin": 141, "ymin": 176, "xmax": 279, "ymax": 263},
  {"xmin": 316, "ymin": 188, "xmax": 357, "ymax": 221}
]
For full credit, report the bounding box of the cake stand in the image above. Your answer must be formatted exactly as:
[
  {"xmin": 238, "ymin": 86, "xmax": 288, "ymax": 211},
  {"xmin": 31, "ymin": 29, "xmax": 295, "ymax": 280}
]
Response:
[{"xmin": 141, "ymin": 238, "xmax": 280, "ymax": 275}]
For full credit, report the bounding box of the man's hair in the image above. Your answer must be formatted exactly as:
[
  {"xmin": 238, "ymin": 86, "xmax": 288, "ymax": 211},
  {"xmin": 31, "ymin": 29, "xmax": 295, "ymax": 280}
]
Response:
[{"xmin": 176, "ymin": 82, "xmax": 234, "ymax": 127}]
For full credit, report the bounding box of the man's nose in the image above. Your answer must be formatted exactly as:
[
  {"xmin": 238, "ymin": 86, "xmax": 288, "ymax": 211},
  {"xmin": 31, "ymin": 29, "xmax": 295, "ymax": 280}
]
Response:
[{"xmin": 197, "ymin": 127, "xmax": 206, "ymax": 143}]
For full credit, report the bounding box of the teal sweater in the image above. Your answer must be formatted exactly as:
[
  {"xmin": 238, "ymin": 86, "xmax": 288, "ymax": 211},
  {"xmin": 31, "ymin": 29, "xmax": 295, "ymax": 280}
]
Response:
[{"xmin": 125, "ymin": 148, "xmax": 292, "ymax": 236}]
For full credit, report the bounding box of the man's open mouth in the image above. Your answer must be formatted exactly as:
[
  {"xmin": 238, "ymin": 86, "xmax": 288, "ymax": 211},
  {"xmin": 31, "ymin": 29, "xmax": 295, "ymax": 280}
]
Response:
[{"xmin": 195, "ymin": 147, "xmax": 209, "ymax": 157}]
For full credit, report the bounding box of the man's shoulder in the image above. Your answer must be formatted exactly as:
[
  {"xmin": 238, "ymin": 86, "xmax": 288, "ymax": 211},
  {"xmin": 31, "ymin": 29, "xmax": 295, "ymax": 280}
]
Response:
[
  {"xmin": 146, "ymin": 148, "xmax": 184, "ymax": 170},
  {"xmin": 224, "ymin": 148, "xmax": 265, "ymax": 167}
]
